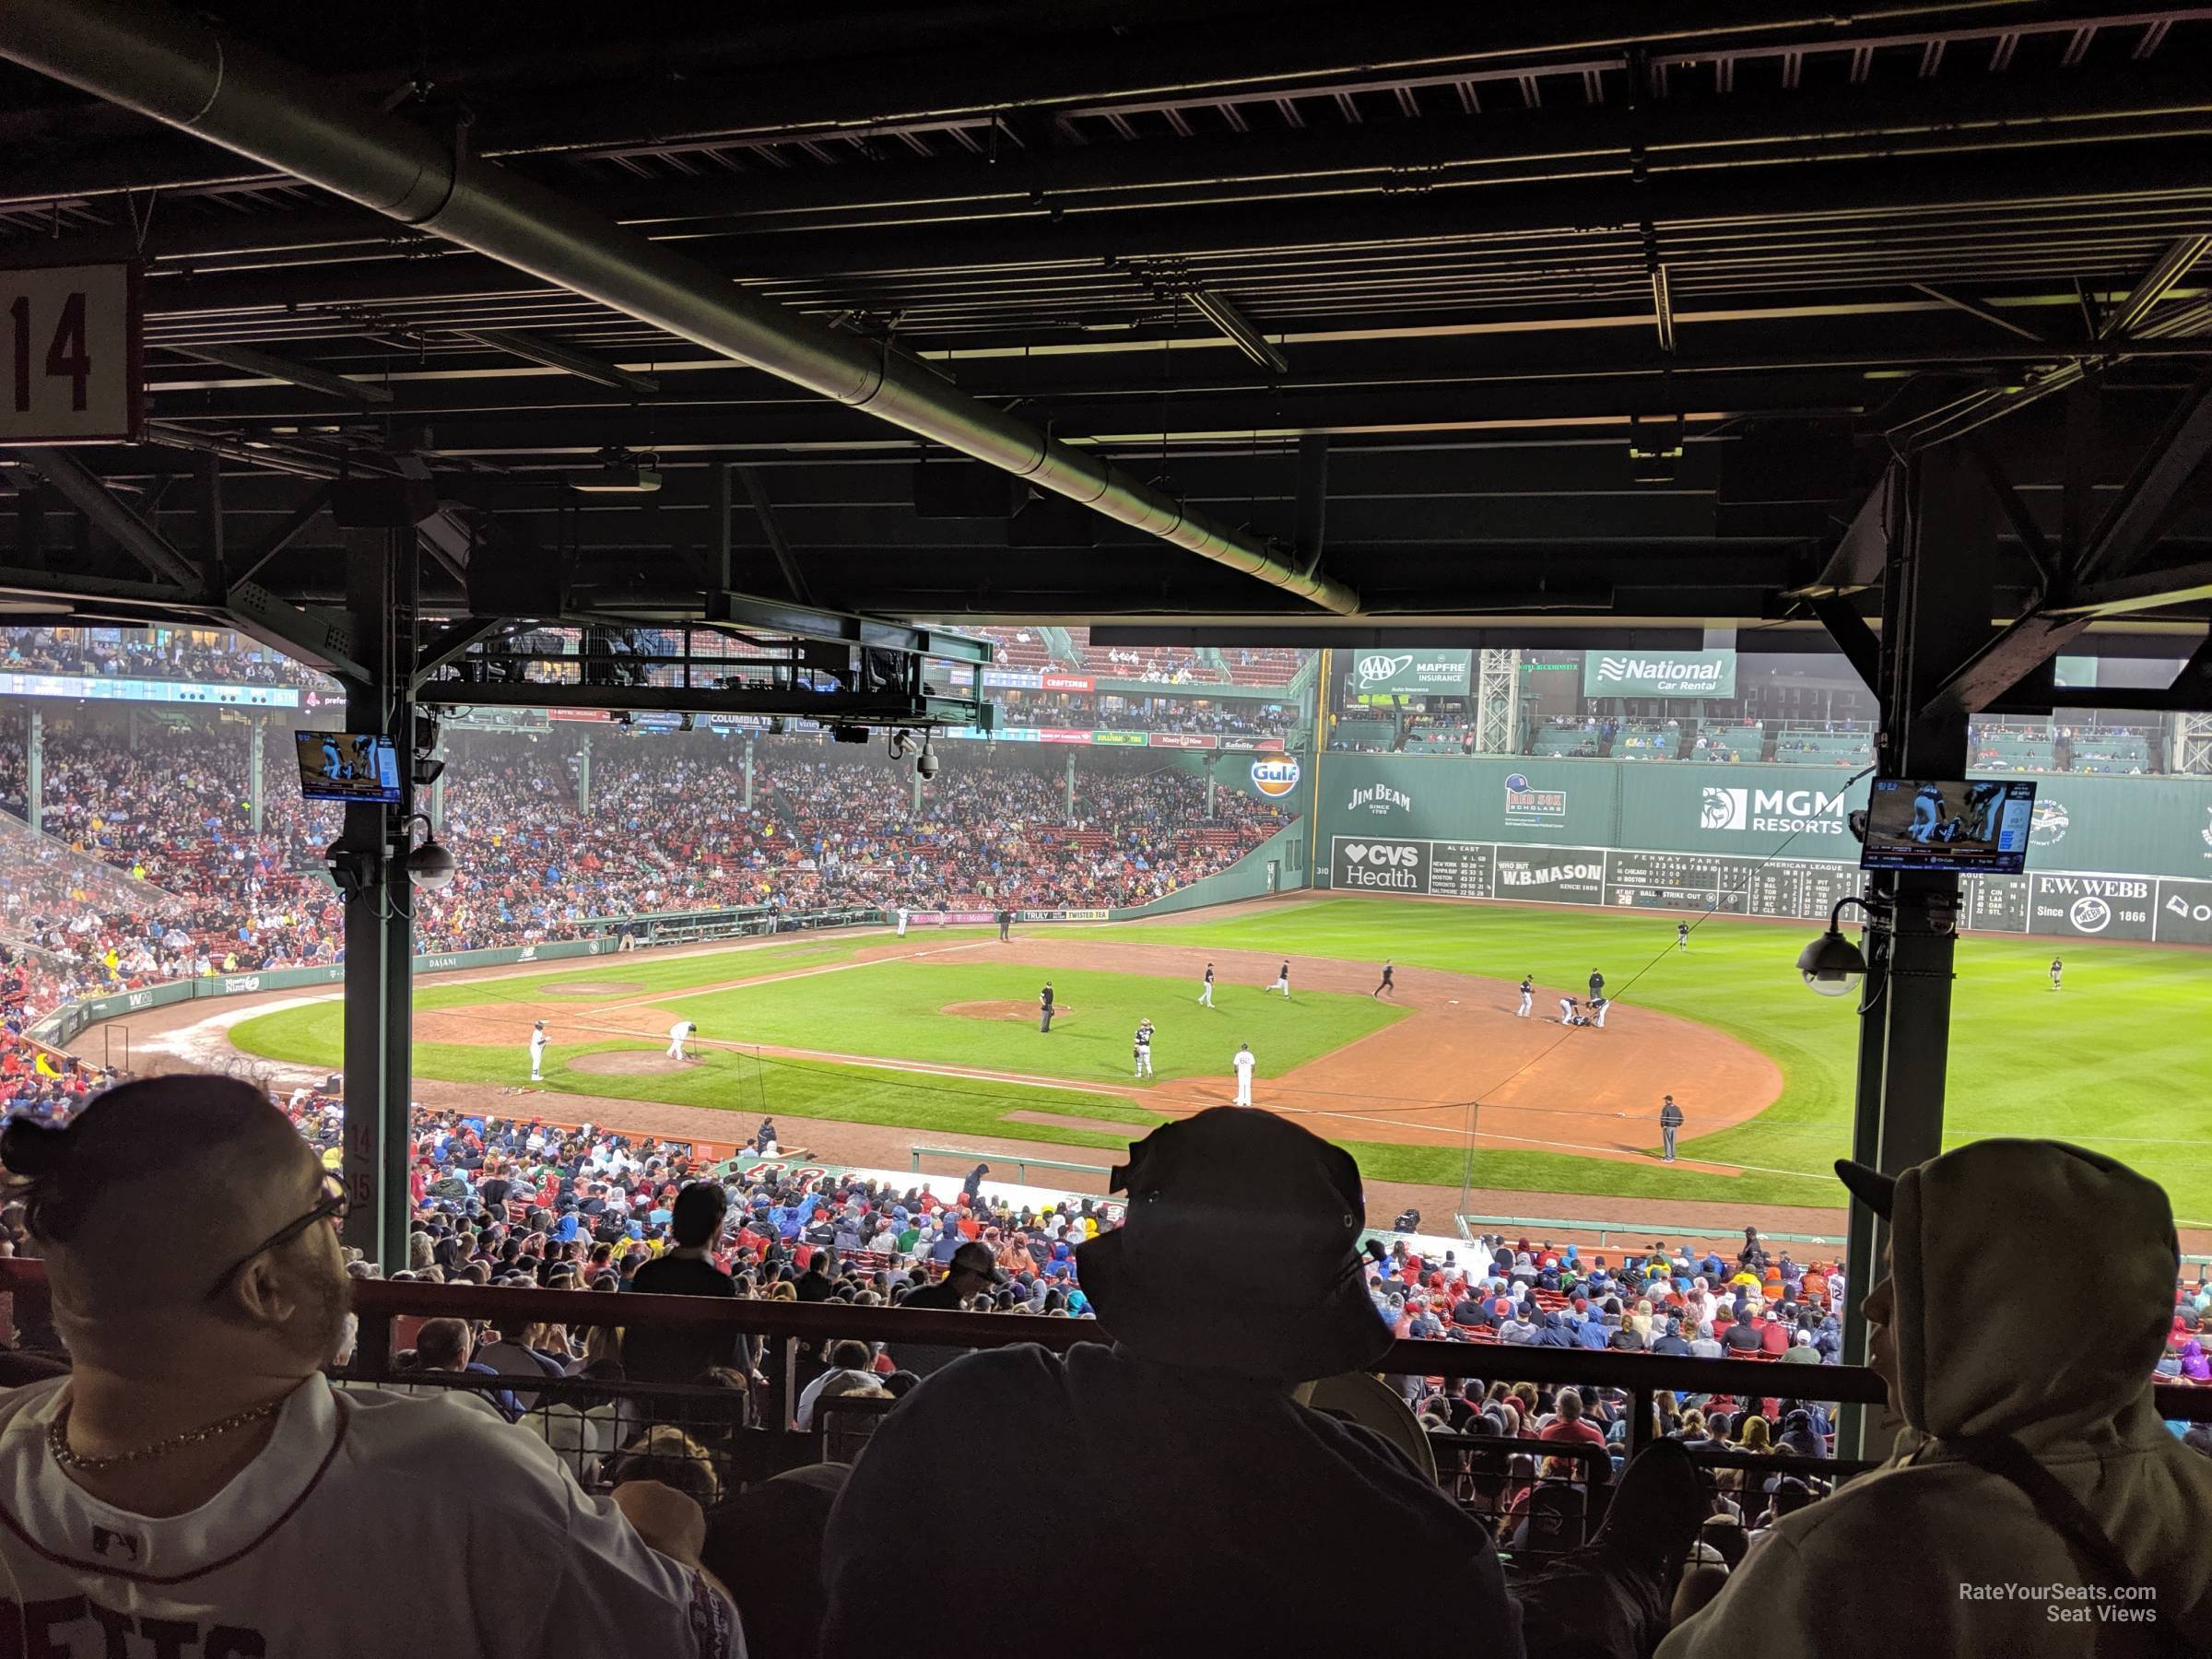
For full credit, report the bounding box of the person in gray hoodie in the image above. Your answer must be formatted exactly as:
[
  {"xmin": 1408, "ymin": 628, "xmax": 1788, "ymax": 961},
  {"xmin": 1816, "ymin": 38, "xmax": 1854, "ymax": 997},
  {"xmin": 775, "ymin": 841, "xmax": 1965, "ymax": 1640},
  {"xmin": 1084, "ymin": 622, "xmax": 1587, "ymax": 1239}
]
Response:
[{"xmin": 1659, "ymin": 1138, "xmax": 2212, "ymax": 1657}]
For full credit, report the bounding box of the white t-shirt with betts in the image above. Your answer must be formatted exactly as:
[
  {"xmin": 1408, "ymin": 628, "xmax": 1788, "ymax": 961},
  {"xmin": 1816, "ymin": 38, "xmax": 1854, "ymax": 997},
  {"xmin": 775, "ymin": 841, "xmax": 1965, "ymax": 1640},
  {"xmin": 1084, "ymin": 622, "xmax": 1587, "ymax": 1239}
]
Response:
[{"xmin": 0, "ymin": 1374, "xmax": 741, "ymax": 1658}]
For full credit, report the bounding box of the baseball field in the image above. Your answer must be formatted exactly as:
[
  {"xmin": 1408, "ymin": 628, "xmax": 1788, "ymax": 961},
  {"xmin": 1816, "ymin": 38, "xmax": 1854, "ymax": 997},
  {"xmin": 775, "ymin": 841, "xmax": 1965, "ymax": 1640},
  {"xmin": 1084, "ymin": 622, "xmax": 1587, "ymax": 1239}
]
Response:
[{"xmin": 221, "ymin": 894, "xmax": 2212, "ymax": 1224}]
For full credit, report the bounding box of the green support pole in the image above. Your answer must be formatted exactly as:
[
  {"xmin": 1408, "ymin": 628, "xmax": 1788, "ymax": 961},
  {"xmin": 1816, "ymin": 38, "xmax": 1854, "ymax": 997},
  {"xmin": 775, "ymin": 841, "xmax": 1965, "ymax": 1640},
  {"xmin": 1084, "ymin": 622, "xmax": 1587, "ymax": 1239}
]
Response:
[
  {"xmin": 1065, "ymin": 750, "xmax": 1076, "ymax": 819},
  {"xmin": 248, "ymin": 716, "xmax": 264, "ymax": 837},
  {"xmin": 743, "ymin": 734, "xmax": 754, "ymax": 810},
  {"xmin": 335, "ymin": 533, "xmax": 413, "ymax": 1275},
  {"xmin": 577, "ymin": 729, "xmax": 592, "ymax": 818},
  {"xmin": 25, "ymin": 706, "xmax": 41, "ymax": 834},
  {"xmin": 1838, "ymin": 449, "xmax": 1987, "ymax": 1459}
]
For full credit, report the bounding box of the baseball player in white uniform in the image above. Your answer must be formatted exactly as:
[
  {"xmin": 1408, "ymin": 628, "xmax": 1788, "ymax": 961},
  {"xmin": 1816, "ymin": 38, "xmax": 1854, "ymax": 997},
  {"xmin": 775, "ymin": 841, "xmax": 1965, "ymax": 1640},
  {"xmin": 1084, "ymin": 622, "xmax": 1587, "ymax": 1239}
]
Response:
[
  {"xmin": 1269, "ymin": 959, "xmax": 1291, "ymax": 998},
  {"xmin": 1198, "ymin": 962, "xmax": 1215, "ymax": 1007},
  {"xmin": 528, "ymin": 1019, "xmax": 547, "ymax": 1081},
  {"xmin": 1517, "ymin": 975, "xmax": 1534, "ymax": 1018},
  {"xmin": 895, "ymin": 905, "xmax": 910, "ymax": 937},
  {"xmin": 1592, "ymin": 995, "xmax": 1611, "ymax": 1029},
  {"xmin": 1232, "ymin": 1041, "xmax": 1256, "ymax": 1105},
  {"xmin": 666, "ymin": 1019, "xmax": 697, "ymax": 1060},
  {"xmin": 1134, "ymin": 1019, "xmax": 1154, "ymax": 1078}
]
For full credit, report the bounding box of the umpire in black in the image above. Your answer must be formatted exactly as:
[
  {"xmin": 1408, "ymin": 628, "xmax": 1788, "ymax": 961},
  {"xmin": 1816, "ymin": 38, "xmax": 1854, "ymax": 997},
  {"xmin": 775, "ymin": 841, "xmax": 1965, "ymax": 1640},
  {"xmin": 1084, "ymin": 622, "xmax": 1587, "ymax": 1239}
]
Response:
[
  {"xmin": 1659, "ymin": 1094, "xmax": 1684, "ymax": 1162},
  {"xmin": 1040, "ymin": 981, "xmax": 1055, "ymax": 1033}
]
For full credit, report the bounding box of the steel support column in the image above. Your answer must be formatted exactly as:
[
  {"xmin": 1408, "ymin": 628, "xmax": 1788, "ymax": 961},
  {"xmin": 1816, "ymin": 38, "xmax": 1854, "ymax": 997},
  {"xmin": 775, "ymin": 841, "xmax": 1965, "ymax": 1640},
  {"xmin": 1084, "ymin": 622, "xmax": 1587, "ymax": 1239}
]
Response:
[
  {"xmin": 1065, "ymin": 751, "xmax": 1077, "ymax": 820},
  {"xmin": 25, "ymin": 707, "xmax": 41, "ymax": 834},
  {"xmin": 247, "ymin": 716, "xmax": 264, "ymax": 837},
  {"xmin": 336, "ymin": 534, "xmax": 413, "ymax": 1272},
  {"xmin": 1840, "ymin": 447, "xmax": 1991, "ymax": 1457},
  {"xmin": 576, "ymin": 730, "xmax": 592, "ymax": 819}
]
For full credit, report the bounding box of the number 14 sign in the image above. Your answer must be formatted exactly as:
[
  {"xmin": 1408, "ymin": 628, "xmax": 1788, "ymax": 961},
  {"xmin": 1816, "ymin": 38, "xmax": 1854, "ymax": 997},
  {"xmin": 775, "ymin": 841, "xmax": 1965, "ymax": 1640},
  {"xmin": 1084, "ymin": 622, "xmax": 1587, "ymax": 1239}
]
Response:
[{"xmin": 2, "ymin": 263, "xmax": 144, "ymax": 445}]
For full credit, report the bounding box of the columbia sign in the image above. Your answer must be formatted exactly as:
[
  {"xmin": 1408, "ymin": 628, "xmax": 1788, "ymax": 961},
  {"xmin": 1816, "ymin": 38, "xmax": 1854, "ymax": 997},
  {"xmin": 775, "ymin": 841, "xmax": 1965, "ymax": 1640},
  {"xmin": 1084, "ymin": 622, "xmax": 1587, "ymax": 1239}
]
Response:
[
  {"xmin": 1251, "ymin": 758, "xmax": 1302, "ymax": 798},
  {"xmin": 1582, "ymin": 649, "xmax": 1736, "ymax": 699}
]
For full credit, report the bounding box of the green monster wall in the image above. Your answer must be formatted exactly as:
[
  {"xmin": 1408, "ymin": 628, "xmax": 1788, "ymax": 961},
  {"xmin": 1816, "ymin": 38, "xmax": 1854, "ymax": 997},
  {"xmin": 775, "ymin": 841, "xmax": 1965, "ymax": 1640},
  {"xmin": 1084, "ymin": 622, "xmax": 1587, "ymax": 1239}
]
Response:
[{"xmin": 1310, "ymin": 753, "xmax": 2212, "ymax": 944}]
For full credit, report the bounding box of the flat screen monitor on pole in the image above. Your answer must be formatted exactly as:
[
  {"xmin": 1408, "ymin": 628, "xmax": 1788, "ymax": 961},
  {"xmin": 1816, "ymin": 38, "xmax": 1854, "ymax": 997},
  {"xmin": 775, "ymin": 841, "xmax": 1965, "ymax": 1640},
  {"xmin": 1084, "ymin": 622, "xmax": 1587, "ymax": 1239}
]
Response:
[
  {"xmin": 294, "ymin": 732, "xmax": 404, "ymax": 806},
  {"xmin": 1859, "ymin": 778, "xmax": 2037, "ymax": 874}
]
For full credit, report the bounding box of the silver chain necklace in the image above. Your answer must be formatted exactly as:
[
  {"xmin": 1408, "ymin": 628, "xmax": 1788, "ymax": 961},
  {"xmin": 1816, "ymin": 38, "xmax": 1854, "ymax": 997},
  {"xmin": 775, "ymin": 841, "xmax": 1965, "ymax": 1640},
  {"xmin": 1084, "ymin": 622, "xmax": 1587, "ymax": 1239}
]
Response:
[{"xmin": 47, "ymin": 1395, "xmax": 286, "ymax": 1473}]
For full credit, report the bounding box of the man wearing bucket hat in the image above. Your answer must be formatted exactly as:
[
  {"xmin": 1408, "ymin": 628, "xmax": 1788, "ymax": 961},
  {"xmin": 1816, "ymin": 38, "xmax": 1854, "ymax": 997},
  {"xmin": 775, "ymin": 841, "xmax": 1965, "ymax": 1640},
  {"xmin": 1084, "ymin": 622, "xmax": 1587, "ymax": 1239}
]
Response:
[
  {"xmin": 819, "ymin": 1107, "xmax": 1524, "ymax": 1653},
  {"xmin": 1660, "ymin": 1139, "xmax": 2212, "ymax": 1657}
]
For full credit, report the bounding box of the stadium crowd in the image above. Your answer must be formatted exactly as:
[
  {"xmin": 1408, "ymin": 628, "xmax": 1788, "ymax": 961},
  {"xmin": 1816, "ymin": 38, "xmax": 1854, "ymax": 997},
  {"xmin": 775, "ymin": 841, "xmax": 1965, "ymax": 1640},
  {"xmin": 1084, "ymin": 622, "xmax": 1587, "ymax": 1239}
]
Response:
[
  {"xmin": 0, "ymin": 719, "xmax": 1280, "ymax": 1027},
  {"xmin": 1, "ymin": 1081, "xmax": 2206, "ymax": 1658},
  {"xmin": 0, "ymin": 626, "xmax": 328, "ymax": 689}
]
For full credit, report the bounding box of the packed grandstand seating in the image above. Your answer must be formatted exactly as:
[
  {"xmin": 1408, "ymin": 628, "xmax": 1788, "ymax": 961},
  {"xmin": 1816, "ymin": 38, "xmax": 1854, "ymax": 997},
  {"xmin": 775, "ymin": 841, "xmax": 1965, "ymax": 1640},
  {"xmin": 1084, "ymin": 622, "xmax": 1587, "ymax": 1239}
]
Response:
[
  {"xmin": 994, "ymin": 692, "xmax": 1293, "ymax": 737},
  {"xmin": 0, "ymin": 626, "xmax": 331, "ymax": 689},
  {"xmin": 0, "ymin": 720, "xmax": 1281, "ymax": 1028}
]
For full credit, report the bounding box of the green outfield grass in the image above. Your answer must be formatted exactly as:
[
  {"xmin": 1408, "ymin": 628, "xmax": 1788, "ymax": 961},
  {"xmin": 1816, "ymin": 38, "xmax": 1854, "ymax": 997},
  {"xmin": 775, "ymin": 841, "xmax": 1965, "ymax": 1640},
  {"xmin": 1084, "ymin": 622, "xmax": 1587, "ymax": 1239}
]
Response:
[
  {"xmin": 653, "ymin": 959, "xmax": 1401, "ymax": 1084},
  {"xmin": 227, "ymin": 900, "xmax": 2212, "ymax": 1218},
  {"xmin": 1124, "ymin": 899, "xmax": 2212, "ymax": 1219}
]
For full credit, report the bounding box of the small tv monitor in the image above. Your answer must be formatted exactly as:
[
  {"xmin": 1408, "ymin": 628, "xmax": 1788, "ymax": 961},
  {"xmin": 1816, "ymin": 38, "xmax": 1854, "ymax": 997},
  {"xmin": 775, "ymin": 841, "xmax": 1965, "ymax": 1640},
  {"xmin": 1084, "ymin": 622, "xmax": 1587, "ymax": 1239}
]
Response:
[
  {"xmin": 1860, "ymin": 777, "xmax": 2036, "ymax": 874},
  {"xmin": 295, "ymin": 731, "xmax": 404, "ymax": 806}
]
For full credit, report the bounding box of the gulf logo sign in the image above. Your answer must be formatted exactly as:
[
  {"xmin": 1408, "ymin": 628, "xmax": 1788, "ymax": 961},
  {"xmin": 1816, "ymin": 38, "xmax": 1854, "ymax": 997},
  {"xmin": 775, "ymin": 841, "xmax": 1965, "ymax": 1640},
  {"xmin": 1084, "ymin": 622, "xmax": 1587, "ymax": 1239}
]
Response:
[{"xmin": 1250, "ymin": 758, "xmax": 1302, "ymax": 798}]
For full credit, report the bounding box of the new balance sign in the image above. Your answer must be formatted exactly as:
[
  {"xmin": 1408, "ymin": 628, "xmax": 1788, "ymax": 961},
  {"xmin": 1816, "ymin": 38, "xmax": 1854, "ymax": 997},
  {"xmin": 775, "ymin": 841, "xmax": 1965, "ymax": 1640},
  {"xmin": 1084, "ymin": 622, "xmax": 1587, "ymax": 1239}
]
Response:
[{"xmin": 1582, "ymin": 649, "xmax": 1736, "ymax": 699}]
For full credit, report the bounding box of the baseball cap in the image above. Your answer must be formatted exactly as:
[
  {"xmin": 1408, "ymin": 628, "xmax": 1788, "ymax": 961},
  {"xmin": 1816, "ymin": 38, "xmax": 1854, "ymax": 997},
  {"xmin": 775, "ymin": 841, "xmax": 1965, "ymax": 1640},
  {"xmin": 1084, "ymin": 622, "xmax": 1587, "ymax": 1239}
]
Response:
[{"xmin": 948, "ymin": 1240, "xmax": 1006, "ymax": 1283}]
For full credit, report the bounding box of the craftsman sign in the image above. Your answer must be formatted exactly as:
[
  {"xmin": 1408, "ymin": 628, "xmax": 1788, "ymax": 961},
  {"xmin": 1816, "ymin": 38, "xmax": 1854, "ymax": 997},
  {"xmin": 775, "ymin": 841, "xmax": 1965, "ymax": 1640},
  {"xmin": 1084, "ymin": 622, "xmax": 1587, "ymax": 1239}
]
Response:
[{"xmin": 1, "ymin": 263, "xmax": 143, "ymax": 444}]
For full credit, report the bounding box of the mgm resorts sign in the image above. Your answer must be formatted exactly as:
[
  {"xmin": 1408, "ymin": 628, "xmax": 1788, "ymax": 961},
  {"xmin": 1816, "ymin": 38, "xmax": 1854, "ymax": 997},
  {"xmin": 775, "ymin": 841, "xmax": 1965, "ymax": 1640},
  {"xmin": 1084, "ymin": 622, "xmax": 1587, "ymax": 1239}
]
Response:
[{"xmin": 1582, "ymin": 649, "xmax": 1736, "ymax": 699}]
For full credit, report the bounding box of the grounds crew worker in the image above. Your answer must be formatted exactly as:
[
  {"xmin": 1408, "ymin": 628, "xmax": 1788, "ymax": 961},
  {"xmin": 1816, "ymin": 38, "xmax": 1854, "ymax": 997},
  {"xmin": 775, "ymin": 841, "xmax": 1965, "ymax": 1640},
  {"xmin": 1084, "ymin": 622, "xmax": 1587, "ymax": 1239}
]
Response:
[{"xmin": 1660, "ymin": 1139, "xmax": 2212, "ymax": 1658}]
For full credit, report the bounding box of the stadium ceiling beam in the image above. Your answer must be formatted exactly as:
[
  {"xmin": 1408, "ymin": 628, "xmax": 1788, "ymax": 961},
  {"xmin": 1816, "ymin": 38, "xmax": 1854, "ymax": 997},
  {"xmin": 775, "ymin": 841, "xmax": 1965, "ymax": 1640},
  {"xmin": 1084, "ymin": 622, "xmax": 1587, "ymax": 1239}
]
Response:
[
  {"xmin": 453, "ymin": 330, "xmax": 660, "ymax": 396},
  {"xmin": 412, "ymin": 616, "xmax": 512, "ymax": 686},
  {"xmin": 225, "ymin": 481, "xmax": 333, "ymax": 590},
  {"xmin": 171, "ymin": 343, "xmax": 394, "ymax": 405},
  {"xmin": 9, "ymin": 5, "xmax": 2196, "ymax": 209},
  {"xmin": 1907, "ymin": 284, "xmax": 2050, "ymax": 346},
  {"xmin": 1923, "ymin": 375, "xmax": 2212, "ymax": 716},
  {"xmin": 0, "ymin": 0, "xmax": 1359, "ymax": 618},
  {"xmin": 412, "ymin": 679, "xmax": 989, "ymax": 726},
  {"xmin": 732, "ymin": 465, "xmax": 817, "ymax": 609},
  {"xmin": 9, "ymin": 448, "xmax": 203, "ymax": 591},
  {"xmin": 36, "ymin": 66, "xmax": 2212, "ymax": 282}
]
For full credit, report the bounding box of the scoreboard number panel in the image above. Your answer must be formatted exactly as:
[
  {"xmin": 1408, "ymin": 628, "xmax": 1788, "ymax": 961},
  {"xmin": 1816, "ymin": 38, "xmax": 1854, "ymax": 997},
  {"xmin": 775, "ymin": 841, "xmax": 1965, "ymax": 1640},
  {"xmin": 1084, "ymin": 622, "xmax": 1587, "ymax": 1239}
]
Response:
[{"xmin": 1, "ymin": 263, "xmax": 143, "ymax": 445}]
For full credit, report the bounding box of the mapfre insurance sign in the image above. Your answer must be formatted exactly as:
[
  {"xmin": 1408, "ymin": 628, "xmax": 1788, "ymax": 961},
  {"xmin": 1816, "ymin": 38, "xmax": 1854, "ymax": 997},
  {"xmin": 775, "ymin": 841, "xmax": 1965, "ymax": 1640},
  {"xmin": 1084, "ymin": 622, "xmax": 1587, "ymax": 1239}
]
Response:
[{"xmin": 1, "ymin": 263, "xmax": 143, "ymax": 445}]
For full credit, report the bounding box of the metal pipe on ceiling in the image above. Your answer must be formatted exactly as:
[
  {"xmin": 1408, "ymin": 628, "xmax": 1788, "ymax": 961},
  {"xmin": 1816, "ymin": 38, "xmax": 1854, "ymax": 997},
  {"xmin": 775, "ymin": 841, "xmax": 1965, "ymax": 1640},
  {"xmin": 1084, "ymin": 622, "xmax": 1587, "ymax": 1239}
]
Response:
[{"xmin": 0, "ymin": 0, "xmax": 1360, "ymax": 616}]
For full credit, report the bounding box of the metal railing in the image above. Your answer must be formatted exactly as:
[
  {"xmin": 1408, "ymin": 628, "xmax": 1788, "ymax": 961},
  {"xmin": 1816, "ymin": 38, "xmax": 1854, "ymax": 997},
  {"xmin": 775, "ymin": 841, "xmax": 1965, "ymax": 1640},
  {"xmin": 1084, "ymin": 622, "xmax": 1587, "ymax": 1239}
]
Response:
[
  {"xmin": 1454, "ymin": 1214, "xmax": 1847, "ymax": 1253},
  {"xmin": 908, "ymin": 1146, "xmax": 1115, "ymax": 1185},
  {"xmin": 6, "ymin": 1262, "xmax": 2204, "ymax": 1454}
]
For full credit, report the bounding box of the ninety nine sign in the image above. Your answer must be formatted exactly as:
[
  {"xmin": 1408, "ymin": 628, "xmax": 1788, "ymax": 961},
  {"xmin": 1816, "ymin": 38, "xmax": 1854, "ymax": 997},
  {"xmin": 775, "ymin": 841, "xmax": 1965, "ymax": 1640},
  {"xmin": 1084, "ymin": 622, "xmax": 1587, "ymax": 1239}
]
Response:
[
  {"xmin": 1582, "ymin": 649, "xmax": 1736, "ymax": 698},
  {"xmin": 1, "ymin": 263, "xmax": 143, "ymax": 445}
]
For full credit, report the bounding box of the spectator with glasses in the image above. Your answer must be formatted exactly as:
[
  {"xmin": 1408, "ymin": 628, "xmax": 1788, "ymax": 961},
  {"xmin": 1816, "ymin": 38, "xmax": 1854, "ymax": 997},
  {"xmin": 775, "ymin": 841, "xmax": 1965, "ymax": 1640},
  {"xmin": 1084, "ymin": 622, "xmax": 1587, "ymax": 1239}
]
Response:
[{"xmin": 0, "ymin": 1074, "xmax": 738, "ymax": 1657}]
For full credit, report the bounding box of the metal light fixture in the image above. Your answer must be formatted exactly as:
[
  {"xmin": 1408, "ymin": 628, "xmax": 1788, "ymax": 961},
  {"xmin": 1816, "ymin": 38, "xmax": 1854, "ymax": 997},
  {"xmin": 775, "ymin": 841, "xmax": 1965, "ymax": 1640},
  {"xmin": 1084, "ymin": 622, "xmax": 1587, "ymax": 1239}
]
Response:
[
  {"xmin": 1798, "ymin": 895, "xmax": 1880, "ymax": 998},
  {"xmin": 401, "ymin": 812, "xmax": 458, "ymax": 889},
  {"xmin": 570, "ymin": 449, "xmax": 663, "ymax": 493}
]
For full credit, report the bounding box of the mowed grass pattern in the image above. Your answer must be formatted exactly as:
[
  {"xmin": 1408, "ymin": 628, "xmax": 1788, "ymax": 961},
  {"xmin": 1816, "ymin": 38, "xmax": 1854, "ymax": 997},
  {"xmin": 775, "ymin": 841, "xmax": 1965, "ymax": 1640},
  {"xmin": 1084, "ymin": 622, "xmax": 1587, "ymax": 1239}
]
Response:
[
  {"xmin": 229, "ymin": 900, "xmax": 2212, "ymax": 1217},
  {"xmin": 1124, "ymin": 898, "xmax": 2212, "ymax": 1219},
  {"xmin": 656, "ymin": 959, "xmax": 1402, "ymax": 1084}
]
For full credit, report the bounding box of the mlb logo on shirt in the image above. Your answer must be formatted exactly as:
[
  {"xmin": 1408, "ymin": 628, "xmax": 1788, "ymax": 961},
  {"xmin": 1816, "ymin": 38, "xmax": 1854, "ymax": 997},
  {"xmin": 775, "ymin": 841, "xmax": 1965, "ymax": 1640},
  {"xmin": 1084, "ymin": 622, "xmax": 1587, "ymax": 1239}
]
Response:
[{"xmin": 91, "ymin": 1524, "xmax": 143, "ymax": 1561}]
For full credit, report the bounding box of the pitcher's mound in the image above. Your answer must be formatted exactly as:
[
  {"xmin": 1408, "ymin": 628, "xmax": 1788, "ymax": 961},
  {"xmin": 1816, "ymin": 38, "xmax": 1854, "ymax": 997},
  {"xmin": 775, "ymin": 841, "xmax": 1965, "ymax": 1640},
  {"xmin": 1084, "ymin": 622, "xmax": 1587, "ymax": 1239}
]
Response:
[
  {"xmin": 944, "ymin": 999, "xmax": 1062, "ymax": 1024},
  {"xmin": 571, "ymin": 1050, "xmax": 692, "ymax": 1075},
  {"xmin": 548, "ymin": 981, "xmax": 646, "ymax": 996}
]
